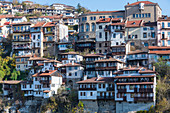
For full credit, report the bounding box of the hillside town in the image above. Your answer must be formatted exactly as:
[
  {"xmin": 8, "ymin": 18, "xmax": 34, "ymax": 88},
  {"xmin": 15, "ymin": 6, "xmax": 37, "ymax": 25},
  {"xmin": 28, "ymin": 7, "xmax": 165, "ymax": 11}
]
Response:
[{"xmin": 0, "ymin": 0, "xmax": 169, "ymax": 113}]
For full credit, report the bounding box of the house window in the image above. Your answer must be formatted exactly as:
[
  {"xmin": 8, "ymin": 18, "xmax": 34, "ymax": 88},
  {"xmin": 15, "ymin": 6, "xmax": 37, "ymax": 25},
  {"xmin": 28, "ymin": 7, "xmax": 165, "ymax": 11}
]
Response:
[
  {"xmin": 136, "ymin": 14, "xmax": 138, "ymax": 18},
  {"xmin": 99, "ymin": 43, "xmax": 102, "ymax": 47},
  {"xmin": 145, "ymin": 13, "xmax": 148, "ymax": 17},
  {"xmin": 133, "ymin": 14, "xmax": 135, "ymax": 18},
  {"xmin": 139, "ymin": 14, "xmax": 141, "ymax": 18},
  {"xmin": 135, "ymin": 35, "xmax": 138, "ymax": 38},
  {"xmin": 150, "ymin": 27, "xmax": 154, "ymax": 30},
  {"xmin": 113, "ymin": 33, "xmax": 116, "ymax": 38},
  {"xmin": 168, "ymin": 23, "xmax": 170, "ymax": 27},
  {"xmin": 103, "ymin": 84, "xmax": 105, "ymax": 88},
  {"xmin": 162, "ymin": 40, "xmax": 165, "ymax": 46},
  {"xmin": 75, "ymin": 72, "xmax": 77, "ymax": 76},
  {"xmin": 99, "ymin": 25, "xmax": 102, "ymax": 29},
  {"xmin": 168, "ymin": 41, "xmax": 170, "ymax": 45},
  {"xmin": 144, "ymin": 42, "xmax": 148, "ymax": 47},
  {"xmin": 86, "ymin": 23, "xmax": 89, "ymax": 32},
  {"xmin": 151, "ymin": 32, "xmax": 155, "ymax": 38},
  {"xmin": 143, "ymin": 33, "xmax": 147, "ymax": 38},
  {"xmin": 99, "ymin": 32, "xmax": 102, "ymax": 38},
  {"xmin": 69, "ymin": 67, "xmax": 72, "ymax": 70},
  {"xmin": 99, "ymin": 84, "xmax": 101, "ymax": 88},
  {"xmin": 162, "ymin": 22, "xmax": 165, "ymax": 28},
  {"xmin": 116, "ymin": 42, "xmax": 119, "ymax": 45},
  {"xmin": 80, "ymin": 92, "xmax": 83, "ymax": 96},
  {"xmin": 92, "ymin": 23, "xmax": 95, "ymax": 31},
  {"xmin": 38, "ymin": 35, "xmax": 40, "ymax": 39},
  {"xmin": 143, "ymin": 27, "xmax": 147, "ymax": 31},
  {"xmin": 148, "ymin": 13, "xmax": 151, "ymax": 17},
  {"xmin": 120, "ymin": 34, "xmax": 123, "ymax": 38},
  {"xmin": 130, "ymin": 42, "xmax": 135, "ymax": 46},
  {"xmin": 69, "ymin": 73, "xmax": 72, "ymax": 76},
  {"xmin": 90, "ymin": 92, "xmax": 93, "ymax": 96}
]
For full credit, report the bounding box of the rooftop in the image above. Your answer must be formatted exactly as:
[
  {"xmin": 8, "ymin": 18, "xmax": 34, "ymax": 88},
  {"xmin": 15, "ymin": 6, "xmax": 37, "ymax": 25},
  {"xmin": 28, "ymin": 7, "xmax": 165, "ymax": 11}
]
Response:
[
  {"xmin": 32, "ymin": 70, "xmax": 61, "ymax": 77},
  {"xmin": 125, "ymin": 1, "xmax": 156, "ymax": 6},
  {"xmin": 126, "ymin": 20, "xmax": 143, "ymax": 28},
  {"xmin": 95, "ymin": 57, "xmax": 125, "ymax": 63},
  {"xmin": 77, "ymin": 77, "xmax": 115, "ymax": 84}
]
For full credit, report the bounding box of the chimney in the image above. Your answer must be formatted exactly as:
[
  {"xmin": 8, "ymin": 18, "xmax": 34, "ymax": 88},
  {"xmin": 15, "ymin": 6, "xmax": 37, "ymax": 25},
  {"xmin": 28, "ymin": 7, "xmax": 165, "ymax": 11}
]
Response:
[
  {"xmin": 153, "ymin": 66, "xmax": 155, "ymax": 72},
  {"xmin": 84, "ymin": 75, "xmax": 87, "ymax": 80}
]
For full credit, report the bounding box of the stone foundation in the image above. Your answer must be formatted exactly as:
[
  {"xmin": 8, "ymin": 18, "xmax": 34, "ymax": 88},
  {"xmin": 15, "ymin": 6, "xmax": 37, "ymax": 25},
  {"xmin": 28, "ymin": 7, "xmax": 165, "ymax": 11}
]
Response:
[
  {"xmin": 82, "ymin": 100, "xmax": 116, "ymax": 113},
  {"xmin": 116, "ymin": 102, "xmax": 154, "ymax": 113}
]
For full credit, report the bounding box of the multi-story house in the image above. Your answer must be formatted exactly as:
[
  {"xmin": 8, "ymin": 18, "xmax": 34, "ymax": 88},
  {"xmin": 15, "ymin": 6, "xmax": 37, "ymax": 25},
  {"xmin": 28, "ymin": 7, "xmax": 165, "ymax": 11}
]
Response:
[
  {"xmin": 77, "ymin": 66, "xmax": 157, "ymax": 113},
  {"xmin": 12, "ymin": 5, "xmax": 23, "ymax": 15},
  {"xmin": 0, "ymin": 81, "xmax": 21, "ymax": 99},
  {"xmin": 125, "ymin": 1, "xmax": 162, "ymax": 22},
  {"xmin": 21, "ymin": 70, "xmax": 63, "ymax": 98},
  {"xmin": 12, "ymin": 22, "xmax": 33, "ymax": 56},
  {"xmin": 31, "ymin": 22, "xmax": 46, "ymax": 57},
  {"xmin": 148, "ymin": 46, "xmax": 170, "ymax": 69},
  {"xmin": 59, "ymin": 52, "xmax": 83, "ymax": 64},
  {"xmin": 125, "ymin": 20, "xmax": 157, "ymax": 50},
  {"xmin": 59, "ymin": 62, "xmax": 83, "ymax": 89},
  {"xmin": 43, "ymin": 22, "xmax": 68, "ymax": 57},
  {"xmin": 6, "ymin": 16, "xmax": 27, "ymax": 23},
  {"xmin": 78, "ymin": 10, "xmax": 125, "ymax": 52},
  {"xmin": 96, "ymin": 18, "xmax": 125, "ymax": 54},
  {"xmin": 83, "ymin": 53, "xmax": 104, "ymax": 78},
  {"xmin": 15, "ymin": 54, "xmax": 32, "ymax": 71},
  {"xmin": 157, "ymin": 16, "xmax": 170, "ymax": 46},
  {"xmin": 95, "ymin": 57, "xmax": 125, "ymax": 77},
  {"xmin": 42, "ymin": 60, "xmax": 62, "ymax": 71},
  {"xmin": 77, "ymin": 76, "xmax": 115, "ymax": 113},
  {"xmin": 114, "ymin": 66, "xmax": 156, "ymax": 113},
  {"xmin": 126, "ymin": 50, "xmax": 148, "ymax": 67},
  {"xmin": 63, "ymin": 17, "xmax": 78, "ymax": 25}
]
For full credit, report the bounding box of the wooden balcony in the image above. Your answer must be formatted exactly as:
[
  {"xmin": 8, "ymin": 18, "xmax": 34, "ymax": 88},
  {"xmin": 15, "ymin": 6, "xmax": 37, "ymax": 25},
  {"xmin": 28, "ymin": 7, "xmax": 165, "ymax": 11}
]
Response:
[
  {"xmin": 95, "ymin": 66, "xmax": 117, "ymax": 70},
  {"xmin": 106, "ymin": 87, "xmax": 114, "ymax": 91},
  {"xmin": 139, "ymin": 88, "xmax": 153, "ymax": 93},
  {"xmin": 118, "ymin": 89, "xmax": 126, "ymax": 93},
  {"xmin": 79, "ymin": 87, "xmax": 96, "ymax": 90},
  {"xmin": 97, "ymin": 96, "xmax": 114, "ymax": 100},
  {"xmin": 134, "ymin": 97, "xmax": 153, "ymax": 102}
]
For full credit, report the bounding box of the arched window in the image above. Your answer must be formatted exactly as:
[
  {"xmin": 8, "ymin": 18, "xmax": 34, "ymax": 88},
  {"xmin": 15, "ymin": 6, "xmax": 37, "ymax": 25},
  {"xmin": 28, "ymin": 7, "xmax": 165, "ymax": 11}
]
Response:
[
  {"xmin": 92, "ymin": 23, "xmax": 95, "ymax": 31},
  {"xmin": 81, "ymin": 24, "xmax": 84, "ymax": 32},
  {"xmin": 86, "ymin": 23, "xmax": 89, "ymax": 32}
]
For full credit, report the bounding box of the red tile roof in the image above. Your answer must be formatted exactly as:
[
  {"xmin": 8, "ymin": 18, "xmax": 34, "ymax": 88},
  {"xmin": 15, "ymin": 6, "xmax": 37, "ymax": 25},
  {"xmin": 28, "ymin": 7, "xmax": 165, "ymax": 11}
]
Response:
[
  {"xmin": 96, "ymin": 18, "xmax": 111, "ymax": 23},
  {"xmin": 126, "ymin": 20, "xmax": 143, "ymax": 28},
  {"xmin": 32, "ymin": 22, "xmax": 46, "ymax": 27},
  {"xmin": 126, "ymin": 1, "xmax": 156, "ymax": 6},
  {"xmin": 60, "ymin": 63, "xmax": 81, "ymax": 67},
  {"xmin": 148, "ymin": 46, "xmax": 170, "ymax": 49},
  {"xmin": 32, "ymin": 70, "xmax": 60, "ymax": 77},
  {"xmin": 85, "ymin": 10, "xmax": 125, "ymax": 14},
  {"xmin": 43, "ymin": 22, "xmax": 56, "ymax": 27},
  {"xmin": 149, "ymin": 50, "xmax": 170, "ymax": 55},
  {"xmin": 43, "ymin": 90, "xmax": 50, "ymax": 93},
  {"xmin": 111, "ymin": 22, "xmax": 125, "ymax": 26},
  {"xmin": 0, "ymin": 80, "xmax": 22, "ymax": 84},
  {"xmin": 29, "ymin": 57, "xmax": 48, "ymax": 61},
  {"xmin": 114, "ymin": 75, "xmax": 155, "ymax": 78}
]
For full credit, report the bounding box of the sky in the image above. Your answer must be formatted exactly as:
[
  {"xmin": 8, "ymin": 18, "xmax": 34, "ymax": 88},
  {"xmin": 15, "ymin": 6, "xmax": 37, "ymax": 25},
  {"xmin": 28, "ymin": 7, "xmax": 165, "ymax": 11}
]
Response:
[{"xmin": 22, "ymin": 0, "xmax": 170, "ymax": 16}]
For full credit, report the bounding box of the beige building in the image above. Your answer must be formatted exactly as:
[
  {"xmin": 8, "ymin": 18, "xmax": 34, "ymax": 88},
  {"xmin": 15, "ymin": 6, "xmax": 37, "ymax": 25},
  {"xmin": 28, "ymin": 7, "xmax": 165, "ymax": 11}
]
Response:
[
  {"xmin": 125, "ymin": 1, "xmax": 162, "ymax": 22},
  {"xmin": 78, "ymin": 11, "xmax": 125, "ymax": 40}
]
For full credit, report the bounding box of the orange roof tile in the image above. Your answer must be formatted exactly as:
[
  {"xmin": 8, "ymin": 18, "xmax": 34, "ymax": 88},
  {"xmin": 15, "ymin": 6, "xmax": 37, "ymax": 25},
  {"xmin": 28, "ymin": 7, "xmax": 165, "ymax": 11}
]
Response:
[
  {"xmin": 149, "ymin": 50, "xmax": 170, "ymax": 55},
  {"xmin": 128, "ymin": 50, "xmax": 148, "ymax": 55},
  {"xmin": 96, "ymin": 18, "xmax": 112, "ymax": 23},
  {"xmin": 111, "ymin": 22, "xmax": 125, "ymax": 26},
  {"xmin": 29, "ymin": 57, "xmax": 48, "ymax": 61},
  {"xmin": 126, "ymin": 20, "xmax": 143, "ymax": 28},
  {"xmin": 43, "ymin": 22, "xmax": 56, "ymax": 27},
  {"xmin": 0, "ymin": 80, "xmax": 22, "ymax": 84},
  {"xmin": 126, "ymin": 1, "xmax": 156, "ymax": 6},
  {"xmin": 43, "ymin": 90, "xmax": 50, "ymax": 93},
  {"xmin": 60, "ymin": 63, "xmax": 81, "ymax": 67},
  {"xmin": 32, "ymin": 70, "xmax": 60, "ymax": 77},
  {"xmin": 148, "ymin": 46, "xmax": 170, "ymax": 49},
  {"xmin": 32, "ymin": 22, "xmax": 46, "ymax": 27},
  {"xmin": 85, "ymin": 10, "xmax": 125, "ymax": 14}
]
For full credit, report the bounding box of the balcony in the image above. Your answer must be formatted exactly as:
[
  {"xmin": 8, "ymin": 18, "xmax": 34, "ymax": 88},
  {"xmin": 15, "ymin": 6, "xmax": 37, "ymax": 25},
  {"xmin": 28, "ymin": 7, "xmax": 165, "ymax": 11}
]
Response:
[
  {"xmin": 97, "ymin": 96, "xmax": 114, "ymax": 100},
  {"xmin": 13, "ymin": 38, "xmax": 31, "ymax": 42},
  {"xmin": 13, "ymin": 30, "xmax": 30, "ymax": 33},
  {"xmin": 13, "ymin": 46, "xmax": 31, "ymax": 50},
  {"xmin": 40, "ymin": 80, "xmax": 51, "ymax": 84},
  {"xmin": 134, "ymin": 97, "xmax": 153, "ymax": 102},
  {"xmin": 106, "ymin": 87, "xmax": 114, "ymax": 91},
  {"xmin": 139, "ymin": 88, "xmax": 153, "ymax": 93},
  {"xmin": 95, "ymin": 66, "xmax": 117, "ymax": 70},
  {"xmin": 79, "ymin": 87, "xmax": 96, "ymax": 90},
  {"xmin": 127, "ymin": 56, "xmax": 148, "ymax": 60},
  {"xmin": 118, "ymin": 89, "xmax": 127, "ymax": 93}
]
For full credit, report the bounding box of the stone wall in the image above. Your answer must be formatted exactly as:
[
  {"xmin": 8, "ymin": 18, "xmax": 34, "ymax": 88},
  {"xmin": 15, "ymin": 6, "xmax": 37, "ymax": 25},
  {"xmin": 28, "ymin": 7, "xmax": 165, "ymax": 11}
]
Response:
[
  {"xmin": 116, "ymin": 102, "xmax": 154, "ymax": 113},
  {"xmin": 82, "ymin": 100, "xmax": 116, "ymax": 113}
]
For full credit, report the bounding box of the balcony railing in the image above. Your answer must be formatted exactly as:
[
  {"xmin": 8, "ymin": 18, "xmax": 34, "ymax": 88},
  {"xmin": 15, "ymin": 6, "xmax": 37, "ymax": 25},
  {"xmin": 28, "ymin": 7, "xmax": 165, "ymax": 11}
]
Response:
[
  {"xmin": 13, "ymin": 30, "xmax": 30, "ymax": 33},
  {"xmin": 134, "ymin": 97, "xmax": 153, "ymax": 102},
  {"xmin": 79, "ymin": 87, "xmax": 96, "ymax": 90},
  {"xmin": 95, "ymin": 66, "xmax": 117, "ymax": 70},
  {"xmin": 97, "ymin": 96, "xmax": 114, "ymax": 100},
  {"xmin": 139, "ymin": 88, "xmax": 153, "ymax": 93},
  {"xmin": 118, "ymin": 89, "xmax": 126, "ymax": 93},
  {"xmin": 106, "ymin": 87, "xmax": 114, "ymax": 91},
  {"xmin": 13, "ymin": 39, "xmax": 31, "ymax": 42},
  {"xmin": 13, "ymin": 46, "xmax": 31, "ymax": 50}
]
